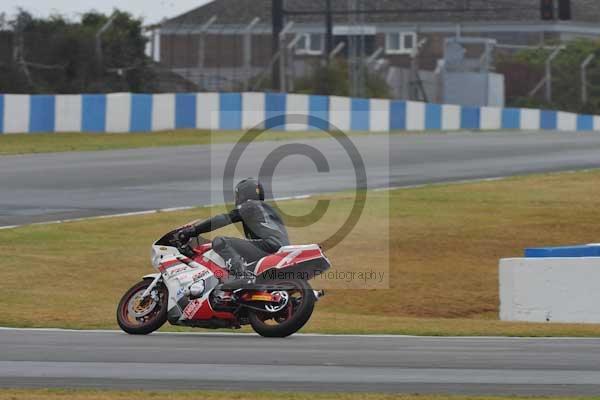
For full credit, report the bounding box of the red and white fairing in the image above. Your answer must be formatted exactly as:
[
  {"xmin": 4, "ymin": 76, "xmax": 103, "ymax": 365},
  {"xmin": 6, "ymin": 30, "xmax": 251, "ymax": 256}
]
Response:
[
  {"xmin": 254, "ymin": 244, "xmax": 327, "ymax": 275},
  {"xmin": 150, "ymin": 241, "xmax": 329, "ymax": 323}
]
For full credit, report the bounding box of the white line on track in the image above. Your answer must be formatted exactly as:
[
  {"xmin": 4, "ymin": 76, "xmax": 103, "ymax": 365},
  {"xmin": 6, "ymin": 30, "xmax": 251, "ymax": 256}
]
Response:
[
  {"xmin": 3, "ymin": 170, "xmax": 600, "ymax": 339},
  {"xmin": 0, "ymin": 196, "xmax": 317, "ymax": 231},
  {"xmin": 0, "ymin": 326, "xmax": 599, "ymax": 340},
  {"xmin": 0, "ymin": 171, "xmax": 579, "ymax": 231}
]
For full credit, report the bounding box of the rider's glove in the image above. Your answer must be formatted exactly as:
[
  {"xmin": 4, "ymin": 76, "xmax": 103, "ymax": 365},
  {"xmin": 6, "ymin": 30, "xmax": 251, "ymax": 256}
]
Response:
[{"xmin": 176, "ymin": 226, "xmax": 196, "ymax": 245}]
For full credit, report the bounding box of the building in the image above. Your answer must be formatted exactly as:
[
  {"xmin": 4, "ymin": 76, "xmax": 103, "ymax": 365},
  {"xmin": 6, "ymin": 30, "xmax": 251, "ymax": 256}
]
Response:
[{"xmin": 154, "ymin": 0, "xmax": 600, "ymax": 98}]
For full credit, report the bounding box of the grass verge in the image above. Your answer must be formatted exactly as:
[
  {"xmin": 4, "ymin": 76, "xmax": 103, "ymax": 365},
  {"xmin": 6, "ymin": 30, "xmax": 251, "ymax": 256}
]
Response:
[
  {"xmin": 1, "ymin": 170, "xmax": 600, "ymax": 336},
  {"xmin": 0, "ymin": 130, "xmax": 391, "ymax": 155},
  {"xmin": 0, "ymin": 129, "xmax": 512, "ymax": 156},
  {"xmin": 0, "ymin": 389, "xmax": 597, "ymax": 400}
]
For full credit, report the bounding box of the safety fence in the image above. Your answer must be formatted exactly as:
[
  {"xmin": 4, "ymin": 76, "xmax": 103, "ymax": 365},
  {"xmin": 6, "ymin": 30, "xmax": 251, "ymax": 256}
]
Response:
[{"xmin": 1, "ymin": 92, "xmax": 599, "ymax": 134}]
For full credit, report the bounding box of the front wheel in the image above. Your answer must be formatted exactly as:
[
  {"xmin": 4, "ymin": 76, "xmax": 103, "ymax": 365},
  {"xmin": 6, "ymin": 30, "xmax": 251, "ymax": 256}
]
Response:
[
  {"xmin": 248, "ymin": 280, "xmax": 315, "ymax": 338},
  {"xmin": 117, "ymin": 279, "xmax": 168, "ymax": 335}
]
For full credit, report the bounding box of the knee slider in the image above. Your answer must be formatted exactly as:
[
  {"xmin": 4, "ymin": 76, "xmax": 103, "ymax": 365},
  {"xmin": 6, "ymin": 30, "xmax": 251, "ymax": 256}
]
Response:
[{"xmin": 212, "ymin": 237, "xmax": 227, "ymax": 251}]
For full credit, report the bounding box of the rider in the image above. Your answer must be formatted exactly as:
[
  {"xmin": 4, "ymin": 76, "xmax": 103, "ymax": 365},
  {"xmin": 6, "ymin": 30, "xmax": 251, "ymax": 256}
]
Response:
[{"xmin": 176, "ymin": 178, "xmax": 290, "ymax": 284}]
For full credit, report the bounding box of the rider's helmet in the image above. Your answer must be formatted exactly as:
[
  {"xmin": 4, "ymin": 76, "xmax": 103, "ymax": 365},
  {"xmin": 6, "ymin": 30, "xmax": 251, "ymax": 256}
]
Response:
[{"xmin": 235, "ymin": 178, "xmax": 265, "ymax": 207}]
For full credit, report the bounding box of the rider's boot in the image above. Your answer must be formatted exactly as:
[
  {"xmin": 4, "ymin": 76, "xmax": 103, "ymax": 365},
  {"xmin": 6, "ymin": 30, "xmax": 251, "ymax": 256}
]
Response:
[{"xmin": 219, "ymin": 255, "xmax": 255, "ymax": 290}]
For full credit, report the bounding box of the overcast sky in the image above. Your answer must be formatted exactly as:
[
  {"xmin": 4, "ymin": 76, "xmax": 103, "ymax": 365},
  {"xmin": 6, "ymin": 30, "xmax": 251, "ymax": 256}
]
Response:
[{"xmin": 1, "ymin": 0, "xmax": 212, "ymax": 25}]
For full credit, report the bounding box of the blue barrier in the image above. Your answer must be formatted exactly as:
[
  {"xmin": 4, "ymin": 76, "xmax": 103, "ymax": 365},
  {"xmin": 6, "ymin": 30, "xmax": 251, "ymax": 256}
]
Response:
[
  {"xmin": 577, "ymin": 114, "xmax": 594, "ymax": 131},
  {"xmin": 540, "ymin": 110, "xmax": 558, "ymax": 130},
  {"xmin": 389, "ymin": 100, "xmax": 406, "ymax": 130},
  {"xmin": 29, "ymin": 95, "xmax": 55, "ymax": 133},
  {"xmin": 265, "ymin": 93, "xmax": 287, "ymax": 129},
  {"xmin": 525, "ymin": 244, "xmax": 600, "ymax": 258},
  {"xmin": 175, "ymin": 93, "xmax": 196, "ymax": 130},
  {"xmin": 82, "ymin": 94, "xmax": 107, "ymax": 133},
  {"xmin": 1, "ymin": 92, "xmax": 600, "ymax": 134},
  {"xmin": 501, "ymin": 108, "xmax": 520, "ymax": 129},
  {"xmin": 350, "ymin": 98, "xmax": 370, "ymax": 131},
  {"xmin": 425, "ymin": 103, "xmax": 442, "ymax": 130},
  {"xmin": 308, "ymin": 95, "xmax": 329, "ymax": 130},
  {"xmin": 219, "ymin": 93, "xmax": 242, "ymax": 131},
  {"xmin": 130, "ymin": 94, "xmax": 152, "ymax": 132},
  {"xmin": 461, "ymin": 106, "xmax": 481, "ymax": 129}
]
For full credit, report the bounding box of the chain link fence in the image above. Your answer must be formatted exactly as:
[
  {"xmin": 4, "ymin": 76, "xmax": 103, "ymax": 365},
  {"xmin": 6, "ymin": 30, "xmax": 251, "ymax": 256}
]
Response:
[{"xmin": 2, "ymin": 5, "xmax": 600, "ymax": 113}]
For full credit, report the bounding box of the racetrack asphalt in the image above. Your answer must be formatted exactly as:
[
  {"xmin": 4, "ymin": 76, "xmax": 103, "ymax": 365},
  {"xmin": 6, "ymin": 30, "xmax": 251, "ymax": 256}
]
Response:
[
  {"xmin": 1, "ymin": 329, "xmax": 600, "ymax": 395},
  {"xmin": 2, "ymin": 130, "xmax": 600, "ymax": 227},
  {"xmin": 3, "ymin": 131, "xmax": 600, "ymax": 395}
]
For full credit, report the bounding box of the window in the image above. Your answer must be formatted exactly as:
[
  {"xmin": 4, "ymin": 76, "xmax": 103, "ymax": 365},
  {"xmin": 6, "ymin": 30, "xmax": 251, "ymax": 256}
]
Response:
[
  {"xmin": 385, "ymin": 32, "xmax": 417, "ymax": 55},
  {"xmin": 296, "ymin": 33, "xmax": 324, "ymax": 55}
]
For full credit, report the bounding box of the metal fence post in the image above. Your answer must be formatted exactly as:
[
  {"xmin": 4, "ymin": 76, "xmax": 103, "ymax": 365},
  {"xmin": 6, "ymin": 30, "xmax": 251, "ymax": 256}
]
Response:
[
  {"xmin": 545, "ymin": 47, "xmax": 562, "ymax": 103},
  {"xmin": 278, "ymin": 22, "xmax": 294, "ymax": 93},
  {"xmin": 198, "ymin": 16, "xmax": 217, "ymax": 70},
  {"xmin": 329, "ymin": 42, "xmax": 346, "ymax": 61},
  {"xmin": 287, "ymin": 34, "xmax": 304, "ymax": 93},
  {"xmin": 581, "ymin": 53, "xmax": 595, "ymax": 104},
  {"xmin": 243, "ymin": 18, "xmax": 260, "ymax": 91},
  {"xmin": 95, "ymin": 13, "xmax": 117, "ymax": 69},
  {"xmin": 409, "ymin": 36, "xmax": 428, "ymax": 101},
  {"xmin": 366, "ymin": 47, "xmax": 383, "ymax": 67}
]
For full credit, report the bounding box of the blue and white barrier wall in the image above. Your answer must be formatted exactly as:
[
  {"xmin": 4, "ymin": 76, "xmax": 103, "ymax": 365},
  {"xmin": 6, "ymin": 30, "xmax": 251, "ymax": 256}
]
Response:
[
  {"xmin": 1, "ymin": 92, "xmax": 600, "ymax": 134},
  {"xmin": 500, "ymin": 244, "xmax": 600, "ymax": 323}
]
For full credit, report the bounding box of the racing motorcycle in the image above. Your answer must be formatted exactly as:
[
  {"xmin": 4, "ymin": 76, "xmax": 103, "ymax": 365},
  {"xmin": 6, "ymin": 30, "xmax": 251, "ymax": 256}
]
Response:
[{"xmin": 117, "ymin": 228, "xmax": 330, "ymax": 337}]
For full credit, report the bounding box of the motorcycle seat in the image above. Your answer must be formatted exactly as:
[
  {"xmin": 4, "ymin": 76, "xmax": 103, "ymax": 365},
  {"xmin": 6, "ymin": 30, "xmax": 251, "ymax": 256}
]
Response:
[{"xmin": 277, "ymin": 244, "xmax": 320, "ymax": 252}]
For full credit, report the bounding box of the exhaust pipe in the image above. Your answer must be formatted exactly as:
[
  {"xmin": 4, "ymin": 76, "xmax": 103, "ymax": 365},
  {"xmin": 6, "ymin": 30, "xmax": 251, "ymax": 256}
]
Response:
[{"xmin": 313, "ymin": 290, "xmax": 325, "ymax": 301}]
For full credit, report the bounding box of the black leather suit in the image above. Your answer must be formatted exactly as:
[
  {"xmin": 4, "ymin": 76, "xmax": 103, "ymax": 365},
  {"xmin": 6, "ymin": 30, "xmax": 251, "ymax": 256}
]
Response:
[{"xmin": 188, "ymin": 200, "xmax": 290, "ymax": 274}]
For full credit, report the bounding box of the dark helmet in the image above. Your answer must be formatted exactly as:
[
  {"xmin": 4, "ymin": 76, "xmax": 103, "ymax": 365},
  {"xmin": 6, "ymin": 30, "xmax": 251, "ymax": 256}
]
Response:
[{"xmin": 235, "ymin": 178, "xmax": 265, "ymax": 206}]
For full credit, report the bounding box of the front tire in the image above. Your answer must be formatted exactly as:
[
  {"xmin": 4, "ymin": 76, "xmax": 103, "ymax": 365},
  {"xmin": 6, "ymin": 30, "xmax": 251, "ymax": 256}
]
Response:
[
  {"xmin": 117, "ymin": 279, "xmax": 168, "ymax": 335},
  {"xmin": 249, "ymin": 280, "xmax": 315, "ymax": 338}
]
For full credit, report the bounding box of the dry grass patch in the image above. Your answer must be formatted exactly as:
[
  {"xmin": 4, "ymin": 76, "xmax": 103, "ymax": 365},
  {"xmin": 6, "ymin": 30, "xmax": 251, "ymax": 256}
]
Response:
[
  {"xmin": 1, "ymin": 170, "xmax": 600, "ymax": 335},
  {"xmin": 0, "ymin": 130, "xmax": 389, "ymax": 155},
  {"xmin": 1, "ymin": 389, "xmax": 598, "ymax": 400}
]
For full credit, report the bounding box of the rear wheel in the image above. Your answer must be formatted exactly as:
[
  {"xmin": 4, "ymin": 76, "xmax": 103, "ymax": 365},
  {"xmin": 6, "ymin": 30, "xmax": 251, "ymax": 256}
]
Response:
[
  {"xmin": 117, "ymin": 279, "xmax": 168, "ymax": 335},
  {"xmin": 248, "ymin": 280, "xmax": 315, "ymax": 338}
]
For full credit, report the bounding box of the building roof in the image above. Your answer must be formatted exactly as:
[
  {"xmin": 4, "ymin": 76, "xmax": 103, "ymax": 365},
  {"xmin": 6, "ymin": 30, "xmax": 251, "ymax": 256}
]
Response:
[{"xmin": 162, "ymin": 0, "xmax": 600, "ymax": 29}]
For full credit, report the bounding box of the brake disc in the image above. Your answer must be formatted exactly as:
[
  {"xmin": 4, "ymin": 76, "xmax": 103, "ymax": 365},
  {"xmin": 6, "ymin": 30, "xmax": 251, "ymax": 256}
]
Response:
[{"xmin": 128, "ymin": 291, "xmax": 158, "ymax": 318}]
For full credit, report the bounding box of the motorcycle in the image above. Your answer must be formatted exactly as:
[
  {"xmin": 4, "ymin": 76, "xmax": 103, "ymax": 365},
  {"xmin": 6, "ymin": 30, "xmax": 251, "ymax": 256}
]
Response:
[{"xmin": 117, "ymin": 228, "xmax": 330, "ymax": 337}]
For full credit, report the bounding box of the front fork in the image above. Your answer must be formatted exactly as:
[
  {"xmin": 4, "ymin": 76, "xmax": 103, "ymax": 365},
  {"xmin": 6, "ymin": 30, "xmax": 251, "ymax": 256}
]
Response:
[{"xmin": 141, "ymin": 274, "xmax": 163, "ymax": 300}]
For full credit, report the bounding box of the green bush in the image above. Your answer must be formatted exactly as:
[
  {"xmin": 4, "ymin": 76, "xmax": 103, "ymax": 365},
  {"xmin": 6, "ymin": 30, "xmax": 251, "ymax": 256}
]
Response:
[{"xmin": 294, "ymin": 59, "xmax": 390, "ymax": 99}]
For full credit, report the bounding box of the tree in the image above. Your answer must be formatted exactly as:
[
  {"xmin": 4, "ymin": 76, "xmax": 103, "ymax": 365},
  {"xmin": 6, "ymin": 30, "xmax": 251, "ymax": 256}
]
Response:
[{"xmin": 0, "ymin": 9, "xmax": 157, "ymax": 94}]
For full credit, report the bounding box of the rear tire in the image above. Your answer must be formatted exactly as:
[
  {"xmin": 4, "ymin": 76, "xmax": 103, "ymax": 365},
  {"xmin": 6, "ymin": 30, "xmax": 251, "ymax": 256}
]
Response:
[
  {"xmin": 248, "ymin": 280, "xmax": 315, "ymax": 338},
  {"xmin": 117, "ymin": 279, "xmax": 168, "ymax": 335}
]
